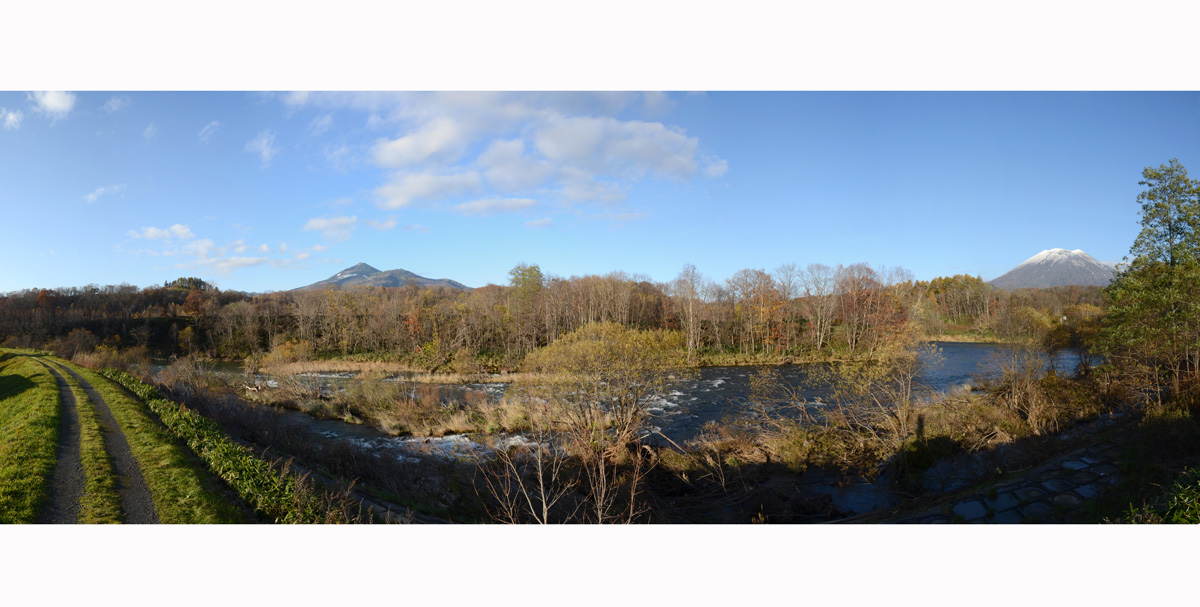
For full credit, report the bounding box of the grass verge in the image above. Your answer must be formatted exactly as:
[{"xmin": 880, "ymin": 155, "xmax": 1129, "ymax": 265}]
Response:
[
  {"xmin": 100, "ymin": 368, "xmax": 366, "ymax": 523},
  {"xmin": 52, "ymin": 360, "xmax": 248, "ymax": 523},
  {"xmin": 0, "ymin": 354, "xmax": 60, "ymax": 523}
]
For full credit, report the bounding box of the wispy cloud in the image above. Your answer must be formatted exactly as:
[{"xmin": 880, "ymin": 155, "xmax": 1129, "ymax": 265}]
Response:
[
  {"xmin": 703, "ymin": 155, "xmax": 728, "ymax": 178},
  {"xmin": 124, "ymin": 222, "xmax": 302, "ymax": 278},
  {"xmin": 375, "ymin": 171, "xmax": 481, "ymax": 209},
  {"xmin": 84, "ymin": 184, "xmax": 128, "ymax": 203},
  {"xmin": 324, "ymin": 145, "xmax": 358, "ymax": 173},
  {"xmin": 525, "ymin": 217, "xmax": 553, "ymax": 228},
  {"xmin": 245, "ymin": 130, "xmax": 278, "ymax": 165},
  {"xmin": 308, "ymin": 113, "xmax": 333, "ymax": 136},
  {"xmin": 365, "ymin": 218, "xmax": 397, "ymax": 230},
  {"xmin": 29, "ymin": 91, "xmax": 76, "ymax": 120},
  {"xmin": 198, "ymin": 121, "xmax": 221, "ymax": 143},
  {"xmin": 184, "ymin": 238, "xmax": 215, "ymax": 257},
  {"xmin": 129, "ymin": 224, "xmax": 194, "ymax": 241},
  {"xmin": 101, "ymin": 95, "xmax": 131, "ymax": 113},
  {"xmin": 178, "ymin": 256, "xmax": 277, "ymax": 275},
  {"xmin": 143, "ymin": 123, "xmax": 158, "ymax": 140},
  {"xmin": 642, "ymin": 91, "xmax": 676, "ymax": 114},
  {"xmin": 453, "ymin": 197, "xmax": 536, "ymax": 216},
  {"xmin": 2, "ymin": 108, "xmax": 25, "ymax": 130},
  {"xmin": 404, "ymin": 224, "xmax": 430, "ymax": 234},
  {"xmin": 303, "ymin": 215, "xmax": 357, "ymax": 241}
]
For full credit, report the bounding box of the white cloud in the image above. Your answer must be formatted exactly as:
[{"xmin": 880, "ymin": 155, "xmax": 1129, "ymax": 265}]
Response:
[
  {"xmin": 217, "ymin": 257, "xmax": 269, "ymax": 271},
  {"xmin": 127, "ymin": 224, "xmax": 304, "ymax": 277},
  {"xmin": 374, "ymin": 171, "xmax": 481, "ymax": 209},
  {"xmin": 366, "ymin": 218, "xmax": 397, "ymax": 230},
  {"xmin": 304, "ymin": 215, "xmax": 358, "ymax": 241},
  {"xmin": 277, "ymin": 92, "xmax": 721, "ymax": 218},
  {"xmin": 198, "ymin": 121, "xmax": 221, "ymax": 143},
  {"xmin": 324, "ymin": 145, "xmax": 357, "ymax": 172},
  {"xmin": 599, "ymin": 211, "xmax": 649, "ymax": 224},
  {"xmin": 101, "ymin": 95, "xmax": 131, "ymax": 113},
  {"xmin": 534, "ymin": 116, "xmax": 699, "ymax": 180},
  {"xmin": 308, "ymin": 113, "xmax": 333, "ymax": 136},
  {"xmin": 131, "ymin": 227, "xmax": 170, "ymax": 240},
  {"xmin": 185, "ymin": 238, "xmax": 216, "ymax": 257},
  {"xmin": 245, "ymin": 130, "xmax": 278, "ymax": 165},
  {"xmin": 703, "ymin": 156, "xmax": 728, "ymax": 178},
  {"xmin": 129, "ymin": 224, "xmax": 193, "ymax": 241},
  {"xmin": 180, "ymin": 256, "xmax": 271, "ymax": 275},
  {"xmin": 372, "ymin": 117, "xmax": 471, "ymax": 167},
  {"xmin": 296, "ymin": 251, "xmax": 311, "ymax": 260},
  {"xmin": 1, "ymin": 108, "xmax": 22, "ymax": 130},
  {"xmin": 84, "ymin": 184, "xmax": 127, "ymax": 203},
  {"xmin": 280, "ymin": 242, "xmax": 288, "ymax": 252},
  {"xmin": 559, "ymin": 167, "xmax": 625, "ymax": 203},
  {"xmin": 29, "ymin": 91, "xmax": 76, "ymax": 119},
  {"xmin": 478, "ymin": 139, "xmax": 554, "ymax": 192},
  {"xmin": 143, "ymin": 123, "xmax": 158, "ymax": 140},
  {"xmin": 643, "ymin": 91, "xmax": 676, "ymax": 114},
  {"xmin": 404, "ymin": 224, "xmax": 430, "ymax": 234},
  {"xmin": 312, "ymin": 244, "xmax": 327, "ymax": 252},
  {"xmin": 525, "ymin": 217, "xmax": 553, "ymax": 228},
  {"xmin": 283, "ymin": 91, "xmax": 311, "ymax": 106},
  {"xmin": 453, "ymin": 197, "xmax": 536, "ymax": 216}
]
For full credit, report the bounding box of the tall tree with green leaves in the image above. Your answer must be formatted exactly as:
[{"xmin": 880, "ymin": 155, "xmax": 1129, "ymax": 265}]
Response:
[
  {"xmin": 1129, "ymin": 158, "xmax": 1200, "ymax": 268},
  {"xmin": 1101, "ymin": 159, "xmax": 1200, "ymax": 403},
  {"xmin": 506, "ymin": 262, "xmax": 545, "ymax": 358}
]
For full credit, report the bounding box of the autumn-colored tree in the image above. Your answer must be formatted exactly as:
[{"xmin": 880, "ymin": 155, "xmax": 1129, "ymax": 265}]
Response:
[{"xmin": 517, "ymin": 322, "xmax": 683, "ymax": 522}]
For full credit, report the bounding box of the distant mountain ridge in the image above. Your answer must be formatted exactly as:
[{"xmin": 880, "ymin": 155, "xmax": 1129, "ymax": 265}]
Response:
[
  {"xmin": 989, "ymin": 249, "xmax": 1115, "ymax": 289},
  {"xmin": 296, "ymin": 262, "xmax": 472, "ymax": 291}
]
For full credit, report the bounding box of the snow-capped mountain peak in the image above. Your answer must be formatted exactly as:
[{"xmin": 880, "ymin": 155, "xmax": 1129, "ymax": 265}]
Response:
[{"xmin": 991, "ymin": 248, "xmax": 1115, "ymax": 289}]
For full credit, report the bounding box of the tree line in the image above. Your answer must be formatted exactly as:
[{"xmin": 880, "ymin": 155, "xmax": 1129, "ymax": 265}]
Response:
[{"xmin": 1, "ymin": 258, "xmax": 1106, "ymax": 370}]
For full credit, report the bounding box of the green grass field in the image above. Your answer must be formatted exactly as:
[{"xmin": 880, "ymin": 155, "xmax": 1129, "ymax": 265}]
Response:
[
  {"xmin": 63, "ymin": 362, "xmax": 247, "ymax": 523},
  {"xmin": 0, "ymin": 353, "xmax": 60, "ymax": 523},
  {"xmin": 0, "ymin": 349, "xmax": 249, "ymax": 523}
]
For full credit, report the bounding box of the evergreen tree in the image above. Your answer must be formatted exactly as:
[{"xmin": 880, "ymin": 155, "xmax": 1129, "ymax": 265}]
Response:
[{"xmin": 1101, "ymin": 159, "xmax": 1200, "ymax": 402}]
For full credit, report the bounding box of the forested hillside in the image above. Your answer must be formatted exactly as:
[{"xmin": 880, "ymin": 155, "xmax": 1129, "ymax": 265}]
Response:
[{"xmin": 0, "ymin": 262, "xmax": 1104, "ymax": 370}]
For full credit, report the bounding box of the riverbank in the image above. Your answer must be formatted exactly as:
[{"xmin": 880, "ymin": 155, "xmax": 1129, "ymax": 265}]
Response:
[
  {"xmin": 923, "ymin": 332, "xmax": 1014, "ymax": 344},
  {"xmin": 260, "ymin": 360, "xmax": 529, "ymax": 384},
  {"xmin": 227, "ymin": 351, "xmax": 868, "ymax": 381}
]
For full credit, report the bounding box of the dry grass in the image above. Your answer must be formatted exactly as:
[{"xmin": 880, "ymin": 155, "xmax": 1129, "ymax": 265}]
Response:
[
  {"xmin": 261, "ymin": 360, "xmax": 541, "ymax": 384},
  {"xmin": 226, "ymin": 367, "xmax": 533, "ymax": 438}
]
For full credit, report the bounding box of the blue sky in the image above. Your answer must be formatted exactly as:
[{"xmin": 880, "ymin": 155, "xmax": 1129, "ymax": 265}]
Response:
[{"xmin": 2, "ymin": 91, "xmax": 1198, "ymax": 293}]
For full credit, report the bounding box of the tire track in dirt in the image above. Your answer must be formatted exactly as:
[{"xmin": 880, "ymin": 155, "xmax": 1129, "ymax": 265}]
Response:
[
  {"xmin": 34, "ymin": 361, "xmax": 83, "ymax": 524},
  {"xmin": 49, "ymin": 361, "xmax": 159, "ymax": 524}
]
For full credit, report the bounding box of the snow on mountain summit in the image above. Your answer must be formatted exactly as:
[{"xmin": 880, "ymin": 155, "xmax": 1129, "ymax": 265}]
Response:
[
  {"xmin": 991, "ymin": 248, "xmax": 1115, "ymax": 289},
  {"xmin": 1016, "ymin": 248, "xmax": 1089, "ymax": 269}
]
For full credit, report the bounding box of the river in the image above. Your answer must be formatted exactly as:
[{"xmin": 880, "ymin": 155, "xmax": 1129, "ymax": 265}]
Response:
[
  {"xmin": 151, "ymin": 342, "xmax": 1084, "ymax": 515},
  {"xmin": 153, "ymin": 342, "xmax": 1082, "ymax": 444}
]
